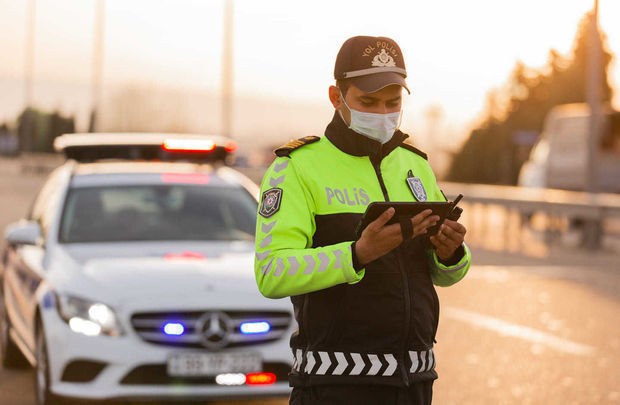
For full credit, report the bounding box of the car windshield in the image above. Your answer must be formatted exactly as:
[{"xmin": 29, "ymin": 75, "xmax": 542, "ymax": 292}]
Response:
[{"xmin": 59, "ymin": 184, "xmax": 258, "ymax": 243}]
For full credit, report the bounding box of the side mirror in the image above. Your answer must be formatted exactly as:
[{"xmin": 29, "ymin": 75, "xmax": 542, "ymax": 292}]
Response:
[{"xmin": 5, "ymin": 220, "xmax": 43, "ymax": 246}]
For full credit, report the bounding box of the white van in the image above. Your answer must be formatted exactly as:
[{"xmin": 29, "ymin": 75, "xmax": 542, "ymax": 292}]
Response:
[{"xmin": 518, "ymin": 103, "xmax": 620, "ymax": 193}]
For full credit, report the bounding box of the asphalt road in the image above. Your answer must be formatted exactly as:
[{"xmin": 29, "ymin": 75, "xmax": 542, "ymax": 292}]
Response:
[{"xmin": 0, "ymin": 161, "xmax": 618, "ymax": 405}]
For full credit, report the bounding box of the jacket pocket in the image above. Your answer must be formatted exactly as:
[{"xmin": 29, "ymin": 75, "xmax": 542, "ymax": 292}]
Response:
[
  {"xmin": 303, "ymin": 284, "xmax": 348, "ymax": 347},
  {"xmin": 322, "ymin": 286, "xmax": 348, "ymax": 345},
  {"xmin": 335, "ymin": 267, "xmax": 404, "ymax": 351}
]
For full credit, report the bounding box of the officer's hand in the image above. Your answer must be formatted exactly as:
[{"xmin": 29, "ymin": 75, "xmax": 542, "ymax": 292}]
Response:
[
  {"xmin": 429, "ymin": 219, "xmax": 467, "ymax": 261},
  {"xmin": 355, "ymin": 208, "xmax": 439, "ymax": 267}
]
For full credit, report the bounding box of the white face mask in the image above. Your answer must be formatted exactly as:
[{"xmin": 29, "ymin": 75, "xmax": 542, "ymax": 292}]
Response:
[{"xmin": 340, "ymin": 92, "xmax": 402, "ymax": 144}]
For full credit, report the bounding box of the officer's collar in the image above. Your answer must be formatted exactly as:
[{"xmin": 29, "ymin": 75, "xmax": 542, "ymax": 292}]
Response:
[{"xmin": 324, "ymin": 111, "xmax": 409, "ymax": 161}]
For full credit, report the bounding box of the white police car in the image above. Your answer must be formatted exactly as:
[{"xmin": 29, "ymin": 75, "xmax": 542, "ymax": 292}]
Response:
[{"xmin": 0, "ymin": 133, "xmax": 294, "ymax": 404}]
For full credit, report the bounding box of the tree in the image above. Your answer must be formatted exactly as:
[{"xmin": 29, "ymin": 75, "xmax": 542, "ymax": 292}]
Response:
[
  {"xmin": 17, "ymin": 108, "xmax": 75, "ymax": 153},
  {"xmin": 447, "ymin": 12, "xmax": 614, "ymax": 184}
]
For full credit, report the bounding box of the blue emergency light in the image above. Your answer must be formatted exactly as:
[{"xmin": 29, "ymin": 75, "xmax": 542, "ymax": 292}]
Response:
[
  {"xmin": 239, "ymin": 321, "xmax": 271, "ymax": 335},
  {"xmin": 163, "ymin": 322, "xmax": 185, "ymax": 336}
]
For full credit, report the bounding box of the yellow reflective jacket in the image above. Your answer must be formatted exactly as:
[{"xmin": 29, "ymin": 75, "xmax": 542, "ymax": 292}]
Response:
[{"xmin": 254, "ymin": 113, "xmax": 471, "ymax": 387}]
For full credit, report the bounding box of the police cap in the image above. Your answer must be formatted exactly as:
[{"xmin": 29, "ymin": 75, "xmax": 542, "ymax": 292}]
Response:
[{"xmin": 334, "ymin": 35, "xmax": 410, "ymax": 94}]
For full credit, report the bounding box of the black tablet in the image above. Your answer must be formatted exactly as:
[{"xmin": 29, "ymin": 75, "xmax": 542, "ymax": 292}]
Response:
[{"xmin": 355, "ymin": 201, "xmax": 455, "ymax": 239}]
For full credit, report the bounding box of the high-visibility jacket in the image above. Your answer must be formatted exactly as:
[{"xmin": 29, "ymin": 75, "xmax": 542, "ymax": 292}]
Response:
[{"xmin": 254, "ymin": 112, "xmax": 471, "ymax": 387}]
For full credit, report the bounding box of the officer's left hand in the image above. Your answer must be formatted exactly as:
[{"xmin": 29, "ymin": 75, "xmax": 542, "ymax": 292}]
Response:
[{"xmin": 429, "ymin": 219, "xmax": 466, "ymax": 261}]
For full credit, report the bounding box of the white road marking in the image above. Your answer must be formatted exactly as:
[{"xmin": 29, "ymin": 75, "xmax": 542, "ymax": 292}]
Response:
[
  {"xmin": 465, "ymin": 266, "xmax": 512, "ymax": 282},
  {"xmin": 444, "ymin": 307, "xmax": 595, "ymax": 356}
]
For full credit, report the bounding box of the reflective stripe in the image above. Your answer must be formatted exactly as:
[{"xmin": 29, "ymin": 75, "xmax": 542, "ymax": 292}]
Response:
[
  {"xmin": 317, "ymin": 252, "xmax": 329, "ymax": 272},
  {"xmin": 409, "ymin": 351, "xmax": 419, "ymax": 373},
  {"xmin": 439, "ymin": 258, "xmax": 469, "ymax": 273},
  {"xmin": 316, "ymin": 351, "xmax": 331, "ymax": 375},
  {"xmin": 347, "ymin": 245, "xmax": 353, "ymax": 267},
  {"xmin": 288, "ymin": 257, "xmax": 300, "ymax": 275},
  {"xmin": 255, "ymin": 250, "xmax": 270, "ymax": 261},
  {"xmin": 293, "ymin": 349, "xmax": 435, "ymax": 377},
  {"xmin": 259, "ymin": 234, "xmax": 272, "ymax": 249},
  {"xmin": 367, "ymin": 354, "xmax": 381, "ymax": 376},
  {"xmin": 409, "ymin": 349, "xmax": 436, "ymax": 373},
  {"xmin": 305, "ymin": 351, "xmax": 316, "ymax": 374},
  {"xmin": 419, "ymin": 350, "xmax": 426, "ymax": 372},
  {"xmin": 343, "ymin": 66, "xmax": 407, "ymax": 79},
  {"xmin": 273, "ymin": 258, "xmax": 285, "ymax": 277},
  {"xmin": 333, "ymin": 249, "xmax": 344, "ymax": 269},
  {"xmin": 261, "ymin": 258, "xmax": 274, "ymax": 275},
  {"xmin": 383, "ymin": 354, "xmax": 397, "ymax": 376},
  {"xmin": 295, "ymin": 349, "xmax": 303, "ymax": 372},
  {"xmin": 428, "ymin": 349, "xmax": 435, "ymax": 371},
  {"xmin": 303, "ymin": 255, "xmax": 316, "ymax": 274},
  {"xmin": 333, "ymin": 352, "xmax": 347, "ymax": 375},
  {"xmin": 292, "ymin": 351, "xmax": 299, "ymax": 371},
  {"xmin": 261, "ymin": 220, "xmax": 277, "ymax": 234},
  {"xmin": 273, "ymin": 160, "xmax": 289, "ymax": 172},
  {"xmin": 269, "ymin": 175, "xmax": 285, "ymax": 187},
  {"xmin": 350, "ymin": 353, "xmax": 365, "ymax": 375}
]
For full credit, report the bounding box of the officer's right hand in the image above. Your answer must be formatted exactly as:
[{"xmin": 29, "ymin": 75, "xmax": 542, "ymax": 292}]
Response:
[{"xmin": 355, "ymin": 208, "xmax": 439, "ymax": 267}]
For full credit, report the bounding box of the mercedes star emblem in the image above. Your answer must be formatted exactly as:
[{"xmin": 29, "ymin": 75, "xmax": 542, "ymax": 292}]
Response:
[{"xmin": 198, "ymin": 312, "xmax": 233, "ymax": 350}]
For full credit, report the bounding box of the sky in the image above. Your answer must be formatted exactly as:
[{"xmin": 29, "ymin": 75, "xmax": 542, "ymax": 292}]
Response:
[{"xmin": 0, "ymin": 0, "xmax": 619, "ymax": 153}]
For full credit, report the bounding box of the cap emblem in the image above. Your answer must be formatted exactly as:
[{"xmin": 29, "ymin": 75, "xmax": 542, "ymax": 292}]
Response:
[{"xmin": 372, "ymin": 49, "xmax": 396, "ymax": 68}]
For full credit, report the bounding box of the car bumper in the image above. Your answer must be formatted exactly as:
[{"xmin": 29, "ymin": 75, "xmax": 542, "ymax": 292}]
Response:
[
  {"xmin": 53, "ymin": 383, "xmax": 292, "ymax": 402},
  {"xmin": 41, "ymin": 309, "xmax": 293, "ymax": 400}
]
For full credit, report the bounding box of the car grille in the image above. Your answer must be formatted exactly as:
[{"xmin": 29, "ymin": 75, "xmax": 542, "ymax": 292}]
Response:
[
  {"xmin": 120, "ymin": 361, "xmax": 291, "ymax": 385},
  {"xmin": 130, "ymin": 310, "xmax": 292, "ymax": 349}
]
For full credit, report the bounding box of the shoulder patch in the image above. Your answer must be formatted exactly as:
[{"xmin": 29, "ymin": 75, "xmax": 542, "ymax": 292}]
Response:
[
  {"xmin": 259, "ymin": 188, "xmax": 282, "ymax": 218},
  {"xmin": 275, "ymin": 136, "xmax": 320, "ymax": 157},
  {"xmin": 399, "ymin": 142, "xmax": 428, "ymax": 160}
]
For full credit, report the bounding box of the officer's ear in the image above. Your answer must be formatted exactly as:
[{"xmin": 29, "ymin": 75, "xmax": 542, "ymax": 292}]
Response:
[{"xmin": 328, "ymin": 86, "xmax": 342, "ymax": 110}]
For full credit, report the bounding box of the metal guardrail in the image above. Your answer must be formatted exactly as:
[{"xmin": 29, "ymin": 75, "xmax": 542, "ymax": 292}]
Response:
[
  {"xmin": 0, "ymin": 152, "xmax": 64, "ymax": 175},
  {"xmin": 440, "ymin": 182, "xmax": 620, "ymax": 250},
  {"xmin": 20, "ymin": 152, "xmax": 64, "ymax": 174},
  {"xmin": 3, "ymin": 155, "xmax": 619, "ymax": 250},
  {"xmin": 441, "ymin": 182, "xmax": 620, "ymax": 219}
]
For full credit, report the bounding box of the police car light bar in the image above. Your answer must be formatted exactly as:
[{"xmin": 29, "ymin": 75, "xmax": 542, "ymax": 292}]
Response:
[
  {"xmin": 225, "ymin": 141, "xmax": 237, "ymax": 152},
  {"xmin": 162, "ymin": 139, "xmax": 216, "ymax": 152},
  {"xmin": 54, "ymin": 133, "xmax": 235, "ymax": 163}
]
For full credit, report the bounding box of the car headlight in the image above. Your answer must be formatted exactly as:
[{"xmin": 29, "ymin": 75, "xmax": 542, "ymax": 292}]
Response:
[{"xmin": 56, "ymin": 294, "xmax": 123, "ymax": 337}]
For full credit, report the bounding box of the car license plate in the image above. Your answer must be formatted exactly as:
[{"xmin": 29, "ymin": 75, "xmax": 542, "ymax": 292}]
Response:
[{"xmin": 167, "ymin": 352, "xmax": 262, "ymax": 377}]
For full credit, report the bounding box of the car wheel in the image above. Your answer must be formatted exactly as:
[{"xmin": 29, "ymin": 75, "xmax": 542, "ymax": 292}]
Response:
[
  {"xmin": 0, "ymin": 294, "xmax": 28, "ymax": 368},
  {"xmin": 34, "ymin": 318, "xmax": 62, "ymax": 405}
]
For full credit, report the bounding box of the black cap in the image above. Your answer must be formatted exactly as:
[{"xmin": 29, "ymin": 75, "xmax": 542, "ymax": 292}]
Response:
[{"xmin": 334, "ymin": 36, "xmax": 410, "ymax": 94}]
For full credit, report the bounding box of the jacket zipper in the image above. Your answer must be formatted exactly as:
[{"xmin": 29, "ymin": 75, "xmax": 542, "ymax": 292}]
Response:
[
  {"xmin": 371, "ymin": 157, "xmax": 390, "ymax": 202},
  {"xmin": 371, "ymin": 156, "xmax": 411, "ymax": 387}
]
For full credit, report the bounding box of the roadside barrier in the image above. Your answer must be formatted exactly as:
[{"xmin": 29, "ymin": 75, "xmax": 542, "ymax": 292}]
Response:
[
  {"xmin": 441, "ymin": 182, "xmax": 620, "ymax": 251},
  {"xmin": 4, "ymin": 156, "xmax": 617, "ymax": 251}
]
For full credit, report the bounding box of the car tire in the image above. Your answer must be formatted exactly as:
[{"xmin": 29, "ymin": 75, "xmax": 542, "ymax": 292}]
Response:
[
  {"xmin": 34, "ymin": 317, "xmax": 63, "ymax": 405},
  {"xmin": 0, "ymin": 293, "xmax": 28, "ymax": 368}
]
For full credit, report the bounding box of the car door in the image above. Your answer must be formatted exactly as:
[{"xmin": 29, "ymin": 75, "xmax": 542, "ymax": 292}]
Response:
[{"xmin": 4, "ymin": 169, "xmax": 65, "ymax": 352}]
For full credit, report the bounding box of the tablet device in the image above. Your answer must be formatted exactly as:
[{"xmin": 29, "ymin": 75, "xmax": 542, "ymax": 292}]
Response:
[{"xmin": 355, "ymin": 201, "xmax": 454, "ymax": 239}]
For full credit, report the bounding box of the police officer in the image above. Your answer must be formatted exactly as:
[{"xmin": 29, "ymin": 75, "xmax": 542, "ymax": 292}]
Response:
[{"xmin": 254, "ymin": 36, "xmax": 471, "ymax": 405}]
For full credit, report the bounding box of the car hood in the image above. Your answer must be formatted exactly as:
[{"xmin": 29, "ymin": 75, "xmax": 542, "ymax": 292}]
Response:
[{"xmin": 47, "ymin": 241, "xmax": 281, "ymax": 311}]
